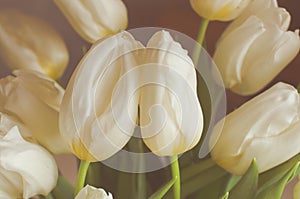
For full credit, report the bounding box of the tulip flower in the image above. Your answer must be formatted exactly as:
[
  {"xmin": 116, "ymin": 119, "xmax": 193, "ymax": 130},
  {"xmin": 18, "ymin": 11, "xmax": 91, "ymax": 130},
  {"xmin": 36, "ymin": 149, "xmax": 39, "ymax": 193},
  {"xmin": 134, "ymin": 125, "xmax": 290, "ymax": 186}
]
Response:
[
  {"xmin": 0, "ymin": 126, "xmax": 58, "ymax": 199},
  {"xmin": 75, "ymin": 185, "xmax": 113, "ymax": 199},
  {"xmin": 60, "ymin": 30, "xmax": 203, "ymax": 161},
  {"xmin": 0, "ymin": 69, "xmax": 69, "ymax": 154},
  {"xmin": 190, "ymin": 0, "xmax": 251, "ymax": 21},
  {"xmin": 53, "ymin": 0, "xmax": 128, "ymax": 43},
  {"xmin": 0, "ymin": 9, "xmax": 69, "ymax": 79},
  {"xmin": 213, "ymin": 5, "xmax": 300, "ymax": 95},
  {"xmin": 210, "ymin": 82, "xmax": 300, "ymax": 175}
]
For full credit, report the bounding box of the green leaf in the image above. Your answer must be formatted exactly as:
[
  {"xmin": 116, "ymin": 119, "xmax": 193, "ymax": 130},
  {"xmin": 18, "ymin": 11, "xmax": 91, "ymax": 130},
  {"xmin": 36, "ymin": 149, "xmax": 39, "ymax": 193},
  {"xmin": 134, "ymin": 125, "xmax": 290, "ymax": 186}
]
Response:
[
  {"xmin": 148, "ymin": 177, "xmax": 177, "ymax": 199},
  {"xmin": 52, "ymin": 176, "xmax": 74, "ymax": 199},
  {"xmin": 181, "ymin": 165, "xmax": 227, "ymax": 198},
  {"xmin": 224, "ymin": 175, "xmax": 241, "ymax": 193},
  {"xmin": 181, "ymin": 158, "xmax": 216, "ymax": 182},
  {"xmin": 258, "ymin": 153, "xmax": 300, "ymax": 191},
  {"xmin": 229, "ymin": 159, "xmax": 258, "ymax": 199},
  {"xmin": 256, "ymin": 162, "xmax": 300, "ymax": 199}
]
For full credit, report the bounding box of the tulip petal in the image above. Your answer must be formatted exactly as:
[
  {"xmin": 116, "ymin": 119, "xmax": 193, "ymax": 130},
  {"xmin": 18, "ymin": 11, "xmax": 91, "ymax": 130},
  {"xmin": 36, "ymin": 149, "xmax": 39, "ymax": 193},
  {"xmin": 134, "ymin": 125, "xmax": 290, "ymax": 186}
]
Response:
[
  {"xmin": 140, "ymin": 31, "xmax": 203, "ymax": 156},
  {"xmin": 211, "ymin": 83, "xmax": 300, "ymax": 175},
  {"xmin": 0, "ymin": 127, "xmax": 58, "ymax": 198},
  {"xmin": 75, "ymin": 185, "xmax": 113, "ymax": 199},
  {"xmin": 60, "ymin": 31, "xmax": 142, "ymax": 161},
  {"xmin": 213, "ymin": 16, "xmax": 265, "ymax": 88}
]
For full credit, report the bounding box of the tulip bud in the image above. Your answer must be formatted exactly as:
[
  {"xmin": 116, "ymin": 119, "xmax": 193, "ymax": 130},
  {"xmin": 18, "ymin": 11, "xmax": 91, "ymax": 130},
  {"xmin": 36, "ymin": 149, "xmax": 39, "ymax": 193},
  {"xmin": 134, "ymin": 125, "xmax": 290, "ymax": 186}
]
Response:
[
  {"xmin": 60, "ymin": 31, "xmax": 141, "ymax": 162},
  {"xmin": 213, "ymin": 5, "xmax": 300, "ymax": 95},
  {"xmin": 140, "ymin": 31, "xmax": 204, "ymax": 156},
  {"xmin": 0, "ymin": 126, "xmax": 58, "ymax": 199},
  {"xmin": 75, "ymin": 185, "xmax": 113, "ymax": 199},
  {"xmin": 190, "ymin": 0, "xmax": 251, "ymax": 21},
  {"xmin": 0, "ymin": 69, "xmax": 69, "ymax": 154},
  {"xmin": 0, "ymin": 9, "xmax": 69, "ymax": 79},
  {"xmin": 60, "ymin": 30, "xmax": 203, "ymax": 161},
  {"xmin": 210, "ymin": 82, "xmax": 300, "ymax": 175},
  {"xmin": 54, "ymin": 0, "xmax": 128, "ymax": 43}
]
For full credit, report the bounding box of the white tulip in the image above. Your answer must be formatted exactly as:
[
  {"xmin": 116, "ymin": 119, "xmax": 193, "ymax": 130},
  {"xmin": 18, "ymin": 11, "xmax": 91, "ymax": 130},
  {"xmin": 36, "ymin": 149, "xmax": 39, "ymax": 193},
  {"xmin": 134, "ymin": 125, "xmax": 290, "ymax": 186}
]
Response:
[
  {"xmin": 0, "ymin": 9, "xmax": 69, "ymax": 79},
  {"xmin": 60, "ymin": 30, "xmax": 203, "ymax": 161},
  {"xmin": 140, "ymin": 31, "xmax": 203, "ymax": 156},
  {"xmin": 190, "ymin": 0, "xmax": 251, "ymax": 21},
  {"xmin": 210, "ymin": 82, "xmax": 300, "ymax": 175},
  {"xmin": 54, "ymin": 0, "xmax": 128, "ymax": 43},
  {"xmin": 0, "ymin": 69, "xmax": 69, "ymax": 154},
  {"xmin": 0, "ymin": 126, "xmax": 58, "ymax": 199},
  {"xmin": 75, "ymin": 185, "xmax": 113, "ymax": 199},
  {"xmin": 214, "ymin": 5, "xmax": 300, "ymax": 95}
]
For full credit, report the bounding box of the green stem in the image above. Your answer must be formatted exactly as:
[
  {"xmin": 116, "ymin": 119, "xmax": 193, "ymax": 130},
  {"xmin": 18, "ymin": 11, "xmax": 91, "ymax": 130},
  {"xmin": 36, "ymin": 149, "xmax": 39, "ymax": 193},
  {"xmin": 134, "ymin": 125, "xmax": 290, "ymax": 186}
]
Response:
[
  {"xmin": 137, "ymin": 139, "xmax": 147, "ymax": 199},
  {"xmin": 297, "ymin": 83, "xmax": 300, "ymax": 93},
  {"xmin": 192, "ymin": 18, "xmax": 210, "ymax": 65},
  {"xmin": 171, "ymin": 156, "xmax": 181, "ymax": 199},
  {"xmin": 74, "ymin": 160, "xmax": 90, "ymax": 196}
]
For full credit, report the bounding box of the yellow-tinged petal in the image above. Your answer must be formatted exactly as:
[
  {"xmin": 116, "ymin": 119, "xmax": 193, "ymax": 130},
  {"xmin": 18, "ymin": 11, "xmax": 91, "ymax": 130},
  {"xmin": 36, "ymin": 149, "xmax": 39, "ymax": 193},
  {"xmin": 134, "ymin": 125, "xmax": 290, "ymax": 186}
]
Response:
[{"xmin": 0, "ymin": 9, "xmax": 69, "ymax": 79}]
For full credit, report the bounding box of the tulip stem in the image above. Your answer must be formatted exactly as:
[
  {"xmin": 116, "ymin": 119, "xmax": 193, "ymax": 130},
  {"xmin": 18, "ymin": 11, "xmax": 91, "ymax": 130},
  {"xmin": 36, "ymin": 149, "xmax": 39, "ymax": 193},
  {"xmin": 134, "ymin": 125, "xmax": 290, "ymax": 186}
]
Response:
[
  {"xmin": 74, "ymin": 160, "xmax": 90, "ymax": 196},
  {"xmin": 192, "ymin": 18, "xmax": 210, "ymax": 66},
  {"xmin": 171, "ymin": 155, "xmax": 181, "ymax": 199}
]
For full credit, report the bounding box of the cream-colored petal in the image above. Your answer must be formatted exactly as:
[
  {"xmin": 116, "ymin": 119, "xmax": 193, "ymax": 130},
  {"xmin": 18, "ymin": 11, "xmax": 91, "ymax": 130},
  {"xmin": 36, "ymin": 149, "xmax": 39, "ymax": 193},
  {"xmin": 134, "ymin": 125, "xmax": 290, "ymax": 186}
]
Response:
[
  {"xmin": 0, "ymin": 70, "xmax": 69, "ymax": 154},
  {"xmin": 231, "ymin": 29, "xmax": 300, "ymax": 95},
  {"xmin": 54, "ymin": 0, "xmax": 127, "ymax": 43},
  {"xmin": 190, "ymin": 0, "xmax": 251, "ymax": 21},
  {"xmin": 140, "ymin": 31, "xmax": 203, "ymax": 156},
  {"xmin": 210, "ymin": 83, "xmax": 300, "ymax": 175},
  {"xmin": 0, "ymin": 10, "xmax": 69, "ymax": 79},
  {"xmin": 213, "ymin": 16, "xmax": 265, "ymax": 88},
  {"xmin": 60, "ymin": 31, "xmax": 142, "ymax": 161},
  {"xmin": 0, "ymin": 127, "xmax": 58, "ymax": 198},
  {"xmin": 75, "ymin": 185, "xmax": 113, "ymax": 199}
]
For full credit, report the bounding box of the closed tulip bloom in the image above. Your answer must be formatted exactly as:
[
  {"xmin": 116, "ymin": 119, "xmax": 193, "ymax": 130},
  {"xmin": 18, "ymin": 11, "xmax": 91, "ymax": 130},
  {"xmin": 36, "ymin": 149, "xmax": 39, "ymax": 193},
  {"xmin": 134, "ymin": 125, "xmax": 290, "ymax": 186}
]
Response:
[
  {"xmin": 0, "ymin": 69, "xmax": 69, "ymax": 154},
  {"xmin": 60, "ymin": 31, "xmax": 141, "ymax": 161},
  {"xmin": 60, "ymin": 30, "xmax": 203, "ymax": 161},
  {"xmin": 140, "ymin": 31, "xmax": 203, "ymax": 156},
  {"xmin": 75, "ymin": 185, "xmax": 113, "ymax": 199},
  {"xmin": 0, "ymin": 127, "xmax": 58, "ymax": 199},
  {"xmin": 54, "ymin": 0, "xmax": 128, "ymax": 43},
  {"xmin": 190, "ymin": 0, "xmax": 251, "ymax": 21},
  {"xmin": 210, "ymin": 83, "xmax": 300, "ymax": 175},
  {"xmin": 0, "ymin": 9, "xmax": 69, "ymax": 79},
  {"xmin": 214, "ymin": 5, "xmax": 300, "ymax": 95}
]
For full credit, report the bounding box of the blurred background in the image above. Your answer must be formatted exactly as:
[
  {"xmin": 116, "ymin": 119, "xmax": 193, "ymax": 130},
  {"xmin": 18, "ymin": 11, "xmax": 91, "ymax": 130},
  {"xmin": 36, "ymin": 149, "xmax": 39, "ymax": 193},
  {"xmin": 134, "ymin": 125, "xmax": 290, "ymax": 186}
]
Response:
[{"xmin": 0, "ymin": 0, "xmax": 299, "ymax": 198}]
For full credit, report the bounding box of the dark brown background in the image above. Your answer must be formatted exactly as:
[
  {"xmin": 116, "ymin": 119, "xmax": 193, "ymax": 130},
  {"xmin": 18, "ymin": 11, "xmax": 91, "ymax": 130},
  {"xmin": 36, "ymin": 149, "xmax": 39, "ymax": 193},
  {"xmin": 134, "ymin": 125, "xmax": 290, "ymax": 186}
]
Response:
[{"xmin": 0, "ymin": 1, "xmax": 299, "ymax": 198}]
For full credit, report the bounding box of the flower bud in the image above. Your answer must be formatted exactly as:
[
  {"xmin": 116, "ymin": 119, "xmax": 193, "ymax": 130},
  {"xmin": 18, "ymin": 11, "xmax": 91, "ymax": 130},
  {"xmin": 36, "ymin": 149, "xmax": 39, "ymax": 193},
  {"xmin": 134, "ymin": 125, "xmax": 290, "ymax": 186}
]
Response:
[
  {"xmin": 213, "ymin": 5, "xmax": 300, "ymax": 95},
  {"xmin": 60, "ymin": 30, "xmax": 203, "ymax": 161},
  {"xmin": 140, "ymin": 31, "xmax": 203, "ymax": 156},
  {"xmin": 54, "ymin": 0, "xmax": 128, "ymax": 43},
  {"xmin": 210, "ymin": 82, "xmax": 300, "ymax": 175},
  {"xmin": 0, "ymin": 126, "xmax": 58, "ymax": 199},
  {"xmin": 0, "ymin": 9, "xmax": 69, "ymax": 79},
  {"xmin": 0, "ymin": 69, "xmax": 69, "ymax": 154},
  {"xmin": 190, "ymin": 0, "xmax": 251, "ymax": 21},
  {"xmin": 75, "ymin": 185, "xmax": 113, "ymax": 199}
]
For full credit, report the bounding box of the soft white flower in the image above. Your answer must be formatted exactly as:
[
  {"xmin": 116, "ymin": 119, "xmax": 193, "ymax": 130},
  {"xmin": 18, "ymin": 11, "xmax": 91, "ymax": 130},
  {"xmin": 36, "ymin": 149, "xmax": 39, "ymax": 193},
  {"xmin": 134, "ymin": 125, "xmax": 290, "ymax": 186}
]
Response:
[
  {"xmin": 213, "ymin": 4, "xmax": 300, "ymax": 95},
  {"xmin": 54, "ymin": 0, "xmax": 128, "ymax": 43},
  {"xmin": 0, "ymin": 9, "xmax": 69, "ymax": 79},
  {"xmin": 75, "ymin": 185, "xmax": 113, "ymax": 199},
  {"xmin": 0, "ymin": 126, "xmax": 58, "ymax": 199},
  {"xmin": 190, "ymin": 0, "xmax": 251, "ymax": 21},
  {"xmin": 60, "ymin": 30, "xmax": 203, "ymax": 161},
  {"xmin": 210, "ymin": 82, "xmax": 300, "ymax": 175},
  {"xmin": 0, "ymin": 69, "xmax": 69, "ymax": 154}
]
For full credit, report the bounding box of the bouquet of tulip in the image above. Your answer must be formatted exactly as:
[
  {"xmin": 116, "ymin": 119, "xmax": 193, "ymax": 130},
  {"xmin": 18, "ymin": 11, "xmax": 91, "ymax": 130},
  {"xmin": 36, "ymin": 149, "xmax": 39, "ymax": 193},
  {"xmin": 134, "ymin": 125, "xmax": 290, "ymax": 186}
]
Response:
[{"xmin": 0, "ymin": 0, "xmax": 299, "ymax": 199}]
